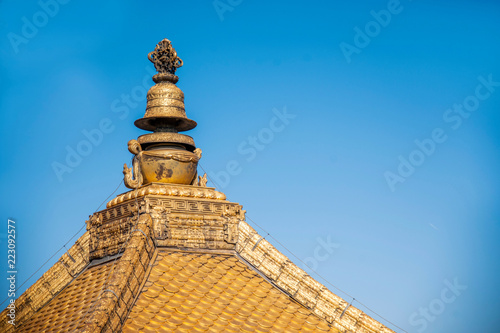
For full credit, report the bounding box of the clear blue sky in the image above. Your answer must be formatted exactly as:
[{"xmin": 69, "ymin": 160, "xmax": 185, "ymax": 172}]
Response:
[{"xmin": 1, "ymin": 0, "xmax": 500, "ymax": 332}]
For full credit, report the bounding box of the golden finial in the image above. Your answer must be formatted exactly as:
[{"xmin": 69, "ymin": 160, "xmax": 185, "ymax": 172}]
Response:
[
  {"xmin": 124, "ymin": 38, "xmax": 203, "ymax": 189},
  {"xmin": 148, "ymin": 39, "xmax": 183, "ymax": 75}
]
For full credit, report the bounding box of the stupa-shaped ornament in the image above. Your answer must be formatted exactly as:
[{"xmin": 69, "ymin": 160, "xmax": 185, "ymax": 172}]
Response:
[{"xmin": 123, "ymin": 39, "xmax": 206, "ymax": 188}]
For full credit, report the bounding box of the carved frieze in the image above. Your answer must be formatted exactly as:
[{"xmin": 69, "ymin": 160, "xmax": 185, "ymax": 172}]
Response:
[{"xmin": 87, "ymin": 190, "xmax": 244, "ymax": 259}]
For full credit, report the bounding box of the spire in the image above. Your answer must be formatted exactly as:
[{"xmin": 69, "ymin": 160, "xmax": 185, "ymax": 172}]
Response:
[
  {"xmin": 123, "ymin": 39, "xmax": 204, "ymax": 188},
  {"xmin": 134, "ymin": 38, "xmax": 196, "ymax": 132}
]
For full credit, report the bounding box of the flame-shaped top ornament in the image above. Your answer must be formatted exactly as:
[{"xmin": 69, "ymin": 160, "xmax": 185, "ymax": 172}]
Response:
[{"xmin": 148, "ymin": 39, "xmax": 183, "ymax": 75}]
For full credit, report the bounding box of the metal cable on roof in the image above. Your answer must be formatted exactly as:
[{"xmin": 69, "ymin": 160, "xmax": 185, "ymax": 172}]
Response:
[
  {"xmin": 199, "ymin": 163, "xmax": 408, "ymax": 333},
  {"xmin": 2, "ymin": 164, "xmax": 408, "ymax": 333},
  {"xmin": 0, "ymin": 178, "xmax": 124, "ymax": 310},
  {"xmin": 79, "ymin": 162, "xmax": 143, "ymax": 329}
]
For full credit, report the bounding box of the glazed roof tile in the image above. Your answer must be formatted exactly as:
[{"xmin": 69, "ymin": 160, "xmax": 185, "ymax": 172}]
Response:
[
  {"xmin": 121, "ymin": 251, "xmax": 341, "ymax": 333},
  {"xmin": 18, "ymin": 261, "xmax": 111, "ymax": 332}
]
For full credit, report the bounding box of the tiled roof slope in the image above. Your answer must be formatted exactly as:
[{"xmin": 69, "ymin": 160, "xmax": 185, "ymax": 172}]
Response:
[
  {"xmin": 235, "ymin": 221, "xmax": 393, "ymax": 333},
  {"xmin": 0, "ymin": 231, "xmax": 90, "ymax": 333},
  {"xmin": 123, "ymin": 251, "xmax": 339, "ymax": 333},
  {"xmin": 2, "ymin": 187, "xmax": 395, "ymax": 332},
  {"xmin": 17, "ymin": 261, "xmax": 111, "ymax": 332},
  {"xmin": 1, "ymin": 213, "xmax": 155, "ymax": 333}
]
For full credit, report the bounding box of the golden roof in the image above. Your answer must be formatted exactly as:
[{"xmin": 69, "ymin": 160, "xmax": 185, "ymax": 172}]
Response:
[
  {"xmin": 122, "ymin": 251, "xmax": 338, "ymax": 332},
  {"xmin": 1, "ymin": 184, "xmax": 395, "ymax": 333},
  {"xmin": 16, "ymin": 260, "xmax": 110, "ymax": 332},
  {"xmin": 1, "ymin": 39, "xmax": 395, "ymax": 333}
]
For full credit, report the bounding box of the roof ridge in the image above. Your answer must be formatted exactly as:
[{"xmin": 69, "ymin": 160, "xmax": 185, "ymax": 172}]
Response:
[
  {"xmin": 236, "ymin": 221, "xmax": 395, "ymax": 333},
  {"xmin": 78, "ymin": 213, "xmax": 155, "ymax": 333},
  {"xmin": 0, "ymin": 231, "xmax": 90, "ymax": 333},
  {"xmin": 4, "ymin": 192, "xmax": 396, "ymax": 333}
]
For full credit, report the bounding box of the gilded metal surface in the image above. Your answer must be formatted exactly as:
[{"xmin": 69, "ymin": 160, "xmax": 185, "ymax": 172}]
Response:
[
  {"xmin": 134, "ymin": 39, "xmax": 196, "ymax": 132},
  {"xmin": 124, "ymin": 140, "xmax": 200, "ymax": 188},
  {"xmin": 148, "ymin": 38, "xmax": 183, "ymax": 75},
  {"xmin": 138, "ymin": 132, "xmax": 195, "ymax": 149},
  {"xmin": 107, "ymin": 183, "xmax": 227, "ymax": 208},
  {"xmin": 140, "ymin": 149, "xmax": 198, "ymax": 185},
  {"xmin": 142, "ymin": 148, "xmax": 200, "ymax": 162},
  {"xmin": 127, "ymin": 38, "xmax": 200, "ymax": 186},
  {"xmin": 123, "ymin": 140, "xmax": 143, "ymax": 188},
  {"xmin": 79, "ymin": 214, "xmax": 155, "ymax": 333},
  {"xmin": 192, "ymin": 172, "xmax": 208, "ymax": 187},
  {"xmin": 144, "ymin": 81, "xmax": 185, "ymax": 118},
  {"xmin": 134, "ymin": 80, "xmax": 197, "ymax": 132},
  {"xmin": 87, "ymin": 202, "xmax": 138, "ymax": 259}
]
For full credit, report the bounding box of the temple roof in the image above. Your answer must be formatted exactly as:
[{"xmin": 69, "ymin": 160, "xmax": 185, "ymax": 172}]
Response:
[
  {"xmin": 15, "ymin": 258, "xmax": 110, "ymax": 332},
  {"xmin": 122, "ymin": 251, "xmax": 338, "ymax": 332},
  {"xmin": 0, "ymin": 185, "xmax": 395, "ymax": 333},
  {"xmin": 1, "ymin": 39, "xmax": 395, "ymax": 333}
]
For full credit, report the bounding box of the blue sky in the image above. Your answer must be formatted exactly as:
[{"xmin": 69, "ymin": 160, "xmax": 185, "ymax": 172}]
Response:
[{"xmin": 1, "ymin": 0, "xmax": 500, "ymax": 331}]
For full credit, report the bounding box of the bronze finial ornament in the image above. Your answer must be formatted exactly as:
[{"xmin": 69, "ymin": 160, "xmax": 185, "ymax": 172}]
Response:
[
  {"xmin": 134, "ymin": 39, "xmax": 196, "ymax": 132},
  {"xmin": 148, "ymin": 38, "xmax": 183, "ymax": 75},
  {"xmin": 123, "ymin": 38, "xmax": 206, "ymax": 189}
]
